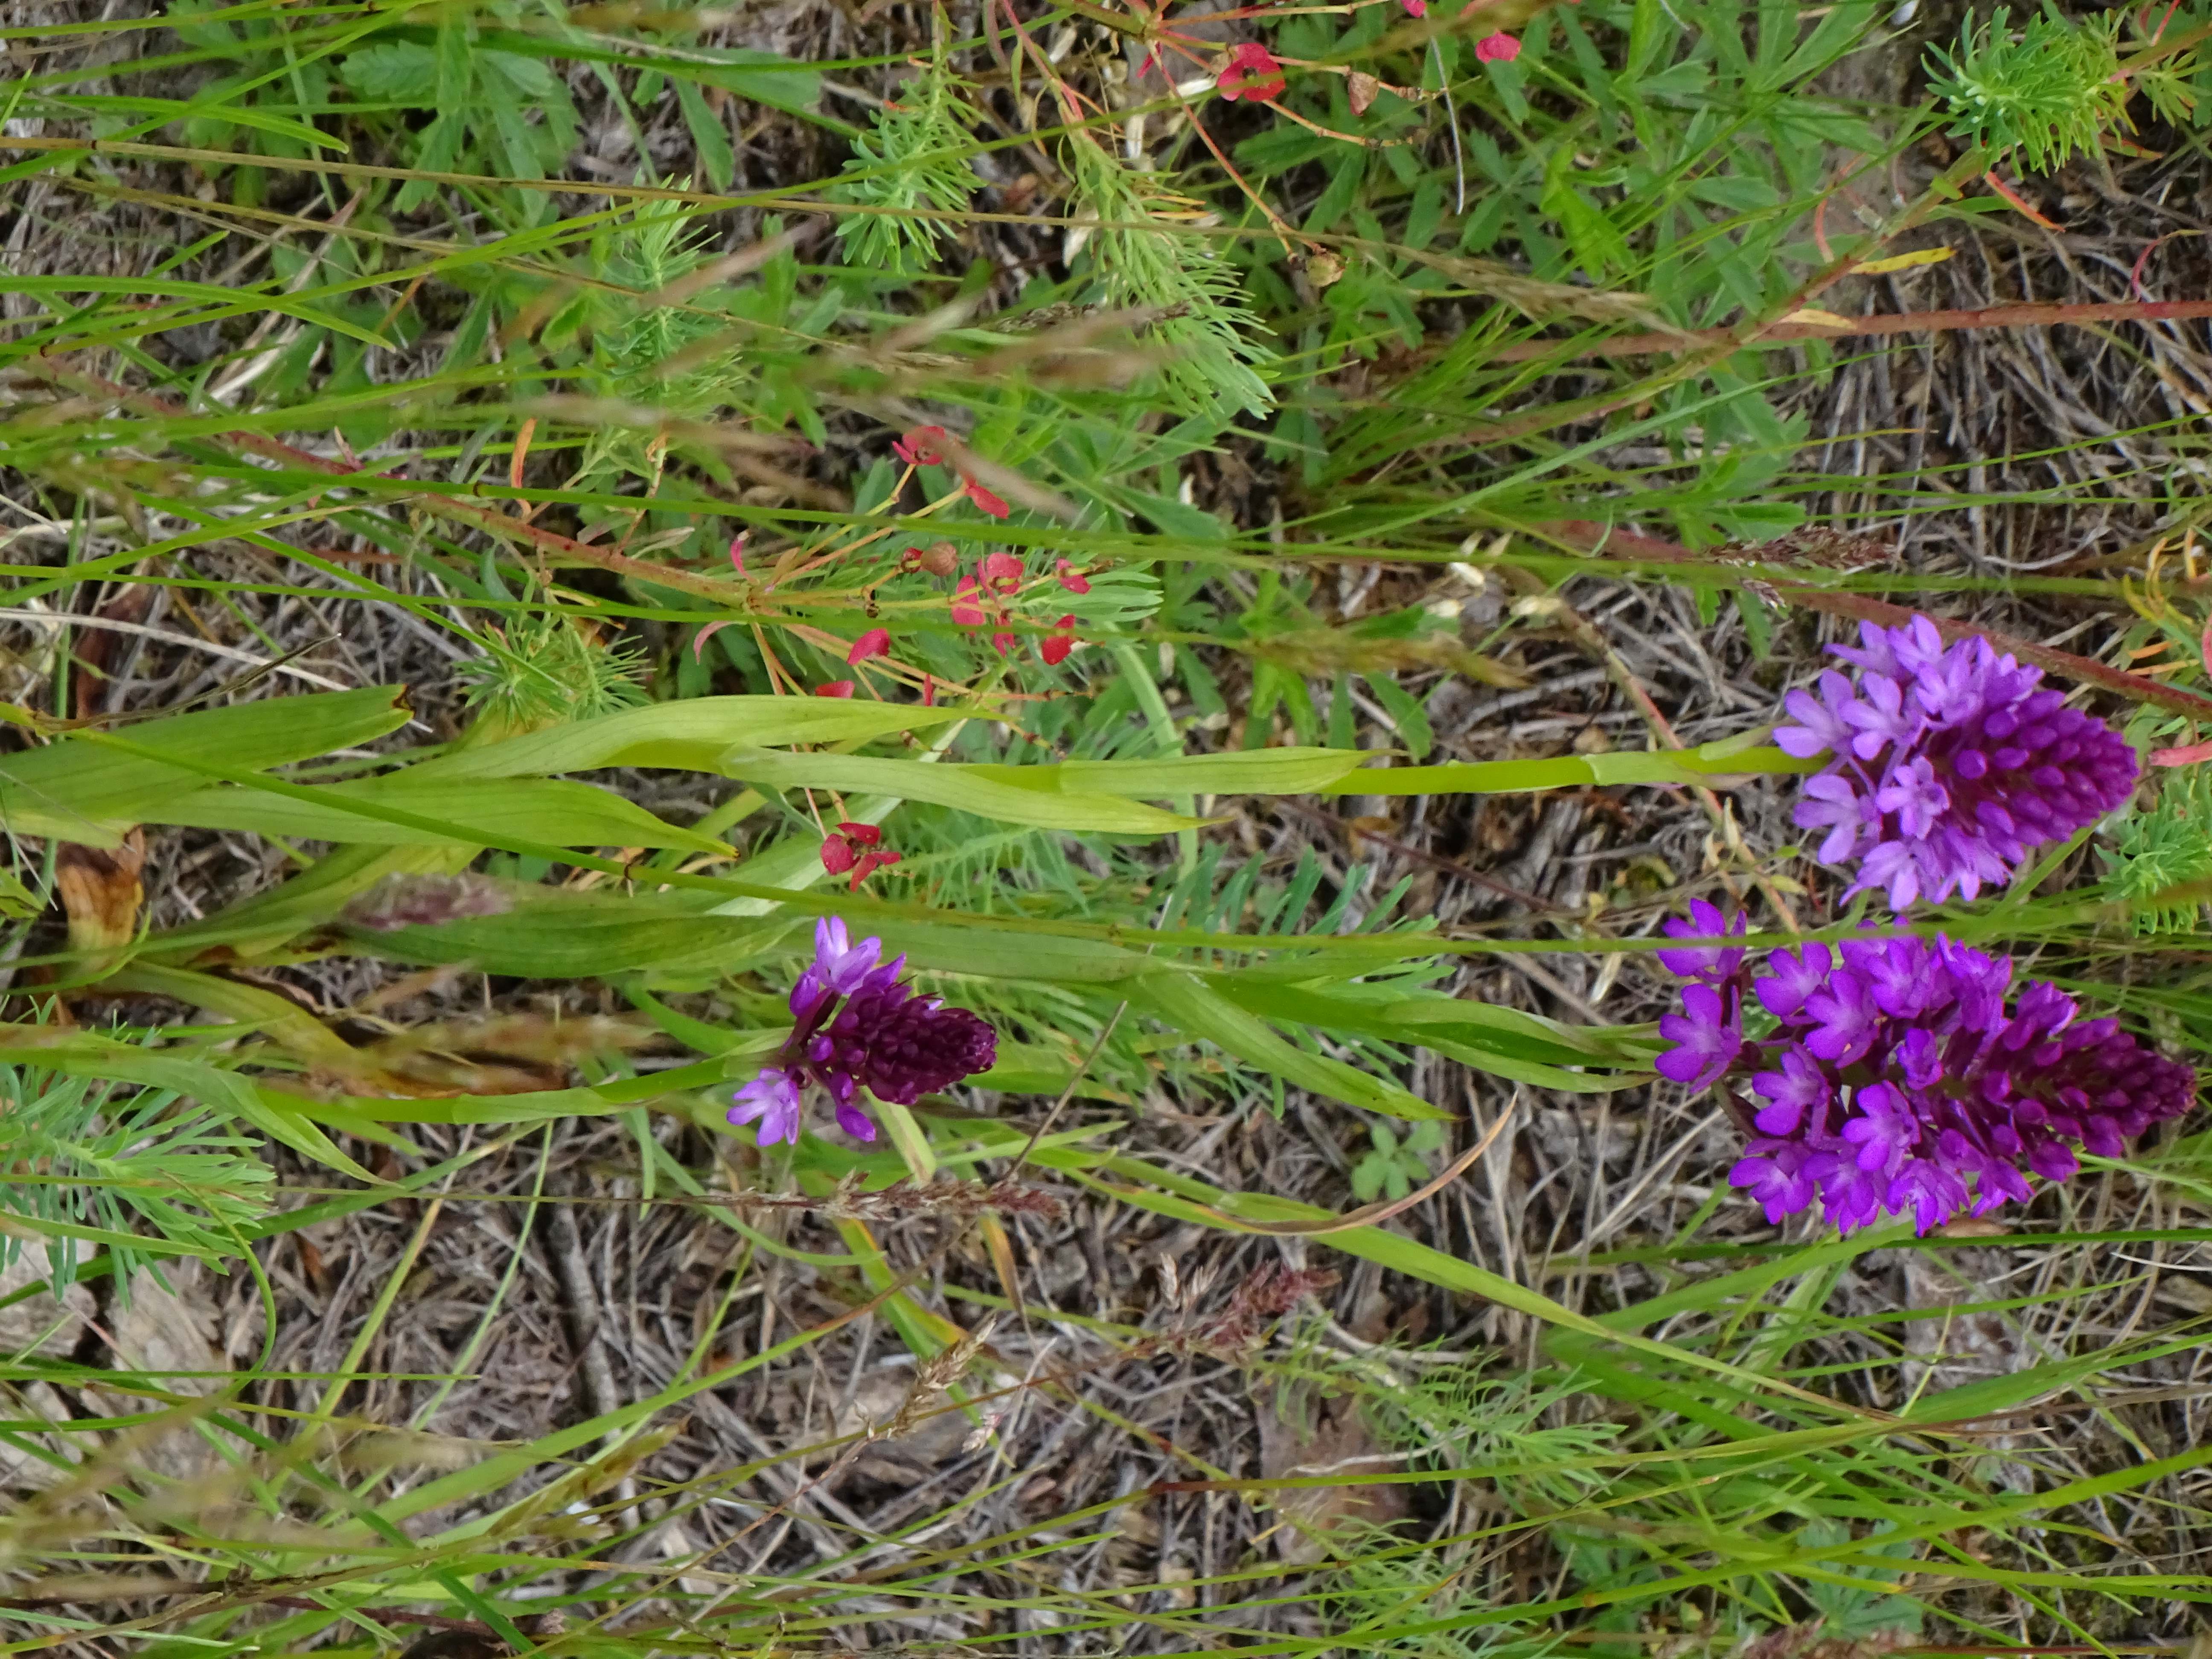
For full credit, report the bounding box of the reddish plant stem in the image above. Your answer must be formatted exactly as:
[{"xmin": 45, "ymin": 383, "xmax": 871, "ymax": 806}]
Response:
[
  {"xmin": 1490, "ymin": 297, "xmax": 2212, "ymax": 364},
  {"xmin": 1543, "ymin": 520, "xmax": 2212, "ymax": 721}
]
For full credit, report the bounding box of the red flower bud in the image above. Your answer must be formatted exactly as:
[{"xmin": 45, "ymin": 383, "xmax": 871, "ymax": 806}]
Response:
[
  {"xmin": 1041, "ymin": 614, "xmax": 1078, "ymax": 667},
  {"xmin": 1054, "ymin": 559, "xmax": 1091, "ymax": 595},
  {"xmin": 821, "ymin": 834, "xmax": 857, "ymax": 876}
]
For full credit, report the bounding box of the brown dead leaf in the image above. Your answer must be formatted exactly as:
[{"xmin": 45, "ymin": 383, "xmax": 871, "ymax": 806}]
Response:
[
  {"xmin": 1348, "ymin": 71, "xmax": 1381, "ymax": 116},
  {"xmin": 341, "ymin": 1013, "xmax": 658, "ymax": 1097},
  {"xmin": 1253, "ymin": 1380, "xmax": 1409, "ymax": 1566},
  {"xmin": 56, "ymin": 827, "xmax": 143, "ymax": 958}
]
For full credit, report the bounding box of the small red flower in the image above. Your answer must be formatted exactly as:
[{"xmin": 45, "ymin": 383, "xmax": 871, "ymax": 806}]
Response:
[
  {"xmin": 826, "ymin": 824, "xmax": 899, "ymax": 885},
  {"xmin": 1216, "ymin": 42, "xmax": 1286, "ymax": 102},
  {"xmin": 848, "ymin": 628, "xmax": 891, "ymax": 665},
  {"xmin": 1041, "ymin": 614, "xmax": 1077, "ymax": 667},
  {"xmin": 982, "ymin": 551, "xmax": 1024, "ymax": 594},
  {"xmin": 1054, "ymin": 558, "xmax": 1091, "ymax": 595},
  {"xmin": 1475, "ymin": 30, "xmax": 1519, "ymax": 60},
  {"xmin": 850, "ymin": 847, "xmax": 903, "ymax": 891},
  {"xmin": 992, "ymin": 631, "xmax": 1016, "ymax": 656},
  {"xmin": 1401, "ymin": 0, "xmax": 1425, "ymax": 14},
  {"xmin": 814, "ymin": 680, "xmax": 856, "ymax": 698},
  {"xmin": 894, "ymin": 425, "xmax": 951, "ymax": 466},
  {"xmin": 951, "ymin": 576, "xmax": 987, "ymax": 627},
  {"xmin": 965, "ymin": 480, "xmax": 1010, "ymax": 520}
]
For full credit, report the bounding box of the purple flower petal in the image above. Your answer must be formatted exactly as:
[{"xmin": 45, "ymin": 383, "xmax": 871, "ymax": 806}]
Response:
[
  {"xmin": 1755, "ymin": 942, "xmax": 1832, "ymax": 1022},
  {"xmin": 1656, "ymin": 983, "xmax": 1740, "ymax": 1092},
  {"xmin": 1729, "ymin": 1140, "xmax": 1817, "ymax": 1224},
  {"xmin": 1751, "ymin": 1046, "xmax": 1830, "ymax": 1136},
  {"xmin": 728, "ymin": 1066, "xmax": 804, "ymax": 1146},
  {"xmin": 1656, "ymin": 900, "xmax": 1747, "ymax": 985}
]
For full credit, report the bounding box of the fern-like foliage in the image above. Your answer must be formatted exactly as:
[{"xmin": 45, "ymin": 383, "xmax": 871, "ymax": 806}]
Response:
[
  {"xmin": 0, "ymin": 1068, "xmax": 272, "ymax": 1295},
  {"xmin": 2102, "ymin": 767, "xmax": 2212, "ymax": 934},
  {"xmin": 455, "ymin": 597, "xmax": 648, "ymax": 730},
  {"xmin": 1306, "ymin": 1367, "xmax": 1619, "ymax": 1653},
  {"xmin": 827, "ymin": 55, "xmax": 983, "ymax": 277},
  {"xmin": 1926, "ymin": 4, "xmax": 2129, "ymax": 173},
  {"xmin": 565, "ymin": 186, "xmax": 761, "ymax": 487},
  {"xmin": 2131, "ymin": 7, "xmax": 2212, "ymax": 128},
  {"xmin": 1064, "ymin": 138, "xmax": 1276, "ymax": 419}
]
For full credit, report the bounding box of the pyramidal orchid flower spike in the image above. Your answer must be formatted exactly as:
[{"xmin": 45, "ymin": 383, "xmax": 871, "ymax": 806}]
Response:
[
  {"xmin": 728, "ymin": 919, "xmax": 998, "ymax": 1147},
  {"xmin": 1655, "ymin": 901, "xmax": 2195, "ymax": 1234},
  {"xmin": 1778, "ymin": 615, "xmax": 2138, "ymax": 910}
]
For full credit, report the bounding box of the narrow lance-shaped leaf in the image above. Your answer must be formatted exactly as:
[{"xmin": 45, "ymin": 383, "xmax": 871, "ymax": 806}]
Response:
[
  {"xmin": 723, "ymin": 746, "xmax": 1206, "ymax": 834},
  {"xmin": 0, "ymin": 687, "xmax": 411, "ymax": 846}
]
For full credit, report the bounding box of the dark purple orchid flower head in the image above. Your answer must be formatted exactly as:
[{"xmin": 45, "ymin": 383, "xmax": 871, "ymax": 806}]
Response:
[
  {"xmin": 1654, "ymin": 910, "xmax": 2195, "ymax": 1234},
  {"xmin": 1777, "ymin": 615, "xmax": 2138, "ymax": 910},
  {"xmin": 728, "ymin": 917, "xmax": 997, "ymax": 1147}
]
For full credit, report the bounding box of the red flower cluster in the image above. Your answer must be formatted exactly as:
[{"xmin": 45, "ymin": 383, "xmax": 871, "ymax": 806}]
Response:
[
  {"xmin": 947, "ymin": 555, "xmax": 1085, "ymax": 664},
  {"xmin": 821, "ymin": 820, "xmax": 903, "ymax": 889}
]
